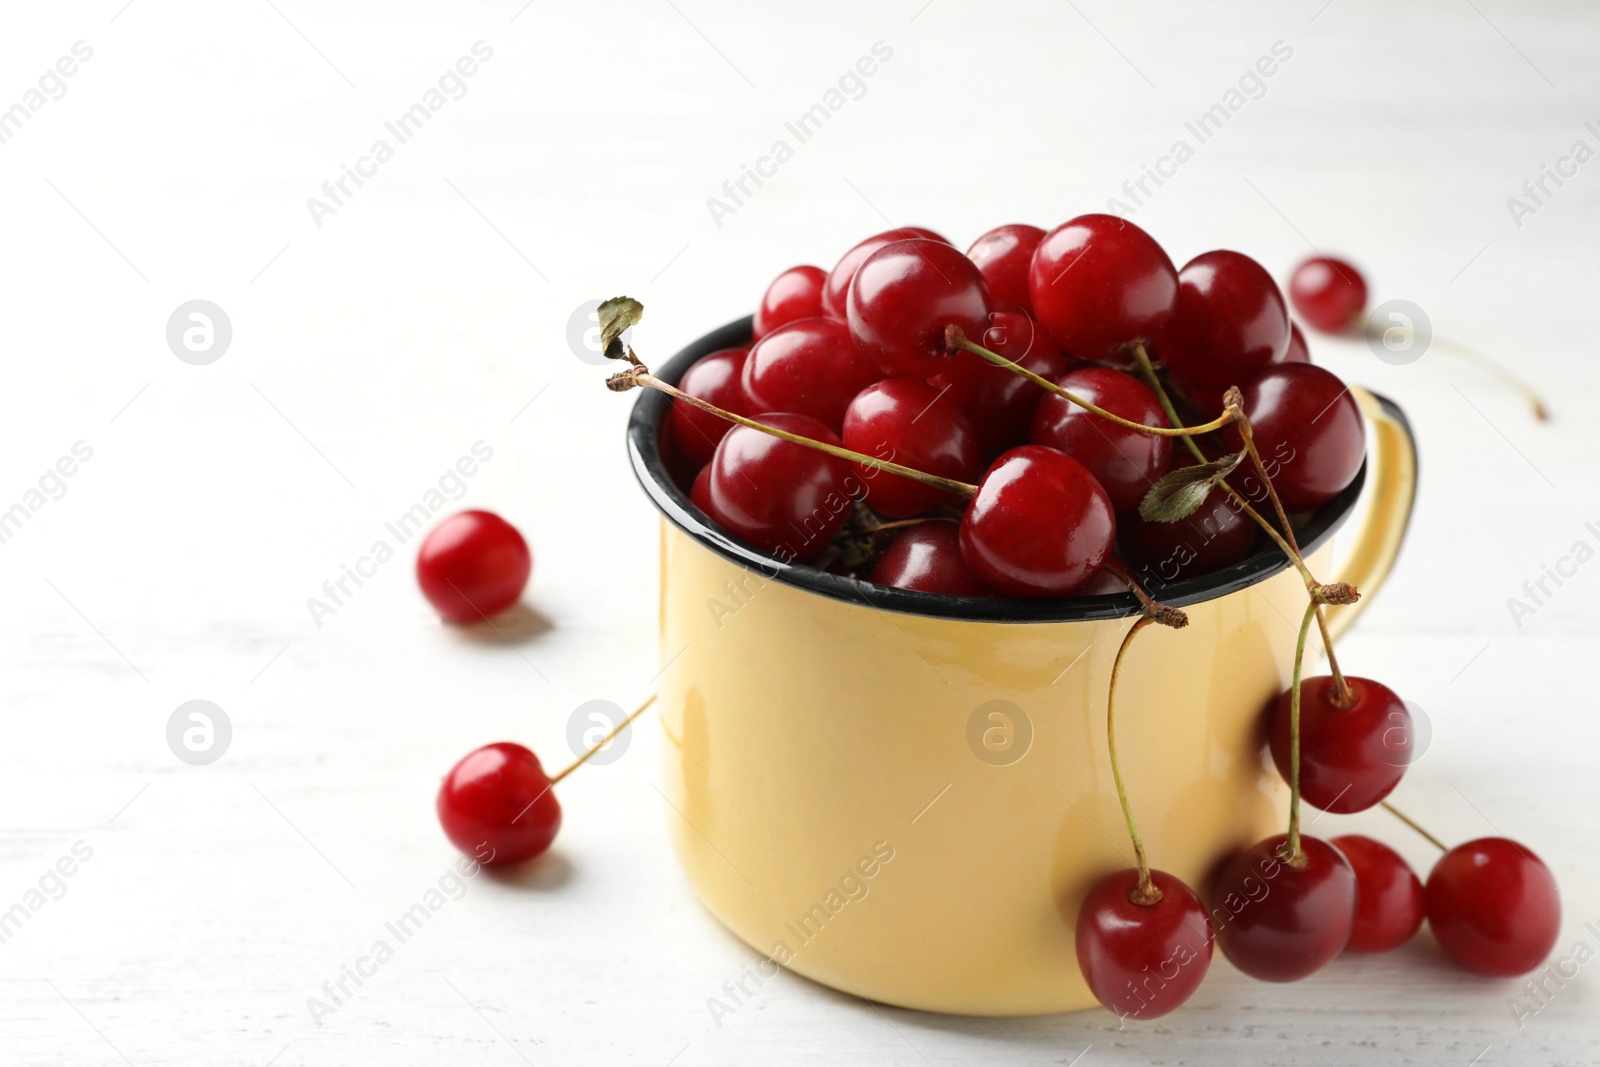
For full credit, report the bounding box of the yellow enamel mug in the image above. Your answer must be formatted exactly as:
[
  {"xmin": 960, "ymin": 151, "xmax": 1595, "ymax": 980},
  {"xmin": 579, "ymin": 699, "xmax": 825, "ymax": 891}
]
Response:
[{"xmin": 627, "ymin": 318, "xmax": 1418, "ymax": 1016}]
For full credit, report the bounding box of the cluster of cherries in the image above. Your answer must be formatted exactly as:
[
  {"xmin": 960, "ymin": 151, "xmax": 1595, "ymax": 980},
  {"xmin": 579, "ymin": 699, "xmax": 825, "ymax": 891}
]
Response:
[
  {"xmin": 656, "ymin": 216, "xmax": 1367, "ymax": 598},
  {"xmin": 413, "ymin": 217, "xmax": 1561, "ymax": 1026}
]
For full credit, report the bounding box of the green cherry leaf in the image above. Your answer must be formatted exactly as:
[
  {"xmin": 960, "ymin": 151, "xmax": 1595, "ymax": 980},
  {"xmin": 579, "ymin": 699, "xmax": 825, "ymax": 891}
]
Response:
[
  {"xmin": 1137, "ymin": 450, "xmax": 1245, "ymax": 523},
  {"xmin": 597, "ymin": 296, "xmax": 644, "ymax": 360}
]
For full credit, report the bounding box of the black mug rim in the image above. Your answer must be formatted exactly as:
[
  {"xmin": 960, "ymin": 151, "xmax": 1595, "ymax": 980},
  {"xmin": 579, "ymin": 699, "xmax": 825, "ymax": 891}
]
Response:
[{"xmin": 626, "ymin": 315, "xmax": 1382, "ymax": 624}]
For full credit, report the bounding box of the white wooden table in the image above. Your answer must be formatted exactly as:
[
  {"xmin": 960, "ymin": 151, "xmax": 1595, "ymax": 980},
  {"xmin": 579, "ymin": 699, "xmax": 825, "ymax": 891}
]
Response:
[{"xmin": 2, "ymin": 0, "xmax": 1597, "ymax": 1063}]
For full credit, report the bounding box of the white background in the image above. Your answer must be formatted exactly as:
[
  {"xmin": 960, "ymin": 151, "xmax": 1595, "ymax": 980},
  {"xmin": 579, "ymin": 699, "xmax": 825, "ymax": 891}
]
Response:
[{"xmin": 1, "ymin": 0, "xmax": 1597, "ymax": 1064}]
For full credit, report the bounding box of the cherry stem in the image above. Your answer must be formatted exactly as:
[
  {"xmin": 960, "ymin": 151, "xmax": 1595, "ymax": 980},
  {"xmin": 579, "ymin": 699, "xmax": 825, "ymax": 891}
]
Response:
[
  {"xmin": 1127, "ymin": 345, "xmax": 1353, "ymax": 607},
  {"xmin": 855, "ymin": 516, "xmax": 957, "ymax": 536},
  {"xmin": 946, "ymin": 329, "xmax": 1238, "ymax": 438},
  {"xmin": 1102, "ymin": 559, "xmax": 1189, "ymax": 630},
  {"xmin": 1107, "ymin": 614, "xmax": 1163, "ymax": 905},
  {"xmin": 1234, "ymin": 418, "xmax": 1355, "ymax": 708},
  {"xmin": 550, "ymin": 693, "xmax": 658, "ymax": 785},
  {"xmin": 1362, "ymin": 322, "xmax": 1550, "ymax": 422},
  {"xmin": 1380, "ymin": 800, "xmax": 1449, "ymax": 853},
  {"xmin": 1282, "ymin": 598, "xmax": 1319, "ymax": 866},
  {"xmin": 618, "ymin": 365, "xmax": 979, "ymax": 498}
]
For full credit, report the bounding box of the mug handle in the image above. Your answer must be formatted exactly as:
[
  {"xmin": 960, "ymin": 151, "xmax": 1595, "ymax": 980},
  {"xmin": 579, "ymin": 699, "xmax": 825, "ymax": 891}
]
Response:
[{"xmin": 1321, "ymin": 387, "xmax": 1418, "ymax": 642}]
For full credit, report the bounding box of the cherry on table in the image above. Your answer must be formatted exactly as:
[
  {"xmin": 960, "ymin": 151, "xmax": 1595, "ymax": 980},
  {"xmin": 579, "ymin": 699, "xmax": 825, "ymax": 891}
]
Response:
[
  {"xmin": 1153, "ymin": 250, "xmax": 1290, "ymax": 392},
  {"xmin": 437, "ymin": 742, "xmax": 561, "ymax": 866},
  {"xmin": 1029, "ymin": 365, "xmax": 1171, "ymax": 513},
  {"xmin": 1028, "ymin": 214, "xmax": 1177, "ymax": 363},
  {"xmin": 958, "ymin": 445, "xmax": 1116, "ymax": 597},
  {"xmin": 1267, "ymin": 675, "xmax": 1411, "ymax": 813},
  {"xmin": 966, "ymin": 223, "xmax": 1045, "ymax": 311},
  {"xmin": 867, "ymin": 521, "xmax": 992, "ymax": 596},
  {"xmin": 847, "ymin": 239, "xmax": 992, "ymax": 378},
  {"xmin": 841, "ymin": 378, "xmax": 981, "ymax": 518},
  {"xmin": 1225, "ymin": 363, "xmax": 1365, "ymax": 512},
  {"xmin": 416, "ymin": 510, "xmax": 532, "ymax": 623},
  {"xmin": 1289, "ymin": 256, "xmax": 1368, "ymax": 334},
  {"xmin": 821, "ymin": 226, "xmax": 949, "ymax": 321},
  {"xmin": 705, "ymin": 411, "xmax": 854, "ymax": 560},
  {"xmin": 1427, "ymin": 837, "xmax": 1561, "ymax": 976},
  {"xmin": 1076, "ymin": 868, "xmax": 1213, "ymax": 1020},
  {"xmin": 1331, "ymin": 834, "xmax": 1425, "ymax": 953},
  {"xmin": 753, "ymin": 265, "xmax": 827, "ymax": 340},
  {"xmin": 928, "ymin": 309, "xmax": 1068, "ymax": 459},
  {"xmin": 666, "ymin": 347, "xmax": 749, "ymax": 469},
  {"xmin": 1211, "ymin": 833, "xmax": 1356, "ymax": 981},
  {"xmin": 741, "ymin": 317, "xmax": 883, "ymax": 433}
]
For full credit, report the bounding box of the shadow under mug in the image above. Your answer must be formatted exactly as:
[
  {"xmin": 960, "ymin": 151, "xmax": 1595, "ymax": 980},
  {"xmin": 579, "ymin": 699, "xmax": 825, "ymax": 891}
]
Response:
[{"xmin": 627, "ymin": 316, "xmax": 1418, "ymax": 1016}]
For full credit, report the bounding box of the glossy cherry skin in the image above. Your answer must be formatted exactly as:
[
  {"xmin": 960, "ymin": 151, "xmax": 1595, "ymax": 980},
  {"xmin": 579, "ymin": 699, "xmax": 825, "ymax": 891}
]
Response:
[
  {"xmin": 416, "ymin": 510, "xmax": 532, "ymax": 623},
  {"xmin": 1121, "ymin": 490, "xmax": 1255, "ymax": 590},
  {"xmin": 705, "ymin": 412, "xmax": 854, "ymax": 560},
  {"xmin": 753, "ymin": 264, "xmax": 827, "ymax": 340},
  {"xmin": 959, "ymin": 445, "xmax": 1116, "ymax": 597},
  {"xmin": 841, "ymin": 378, "xmax": 982, "ymax": 518},
  {"xmin": 1211, "ymin": 834, "xmax": 1357, "ymax": 982},
  {"xmin": 437, "ymin": 742, "xmax": 560, "ymax": 866},
  {"xmin": 1029, "ymin": 366, "xmax": 1171, "ymax": 513},
  {"xmin": 1331, "ymin": 834, "xmax": 1425, "ymax": 953},
  {"xmin": 821, "ymin": 226, "xmax": 949, "ymax": 320},
  {"xmin": 741, "ymin": 318, "xmax": 883, "ymax": 433},
  {"xmin": 867, "ymin": 522, "xmax": 992, "ymax": 596},
  {"xmin": 1075, "ymin": 553, "xmax": 1133, "ymax": 595},
  {"xmin": 1267, "ymin": 675, "xmax": 1411, "ymax": 813},
  {"xmin": 1280, "ymin": 322, "xmax": 1312, "ymax": 364},
  {"xmin": 1427, "ymin": 838, "xmax": 1561, "ymax": 976},
  {"xmin": 848, "ymin": 239, "xmax": 992, "ymax": 379},
  {"xmin": 929, "ymin": 310, "xmax": 1068, "ymax": 459},
  {"xmin": 1028, "ymin": 214, "xmax": 1178, "ymax": 363},
  {"xmin": 1225, "ymin": 363, "xmax": 1365, "ymax": 512},
  {"xmin": 1076, "ymin": 868, "xmax": 1214, "ymax": 1020},
  {"xmin": 966, "ymin": 224, "xmax": 1045, "ymax": 311},
  {"xmin": 1289, "ymin": 256, "xmax": 1368, "ymax": 334},
  {"xmin": 666, "ymin": 347, "xmax": 749, "ymax": 469},
  {"xmin": 1154, "ymin": 250, "xmax": 1290, "ymax": 392}
]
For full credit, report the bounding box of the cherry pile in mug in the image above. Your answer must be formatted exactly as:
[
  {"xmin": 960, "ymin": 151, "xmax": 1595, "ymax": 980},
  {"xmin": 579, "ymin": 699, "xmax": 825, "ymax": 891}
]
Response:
[{"xmin": 661, "ymin": 216, "xmax": 1366, "ymax": 598}]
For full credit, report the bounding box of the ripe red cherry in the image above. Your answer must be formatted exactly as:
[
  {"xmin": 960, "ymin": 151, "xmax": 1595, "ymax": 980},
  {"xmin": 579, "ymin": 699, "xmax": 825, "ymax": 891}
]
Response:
[
  {"xmin": 742, "ymin": 318, "xmax": 883, "ymax": 433},
  {"xmin": 688, "ymin": 465, "xmax": 713, "ymax": 514},
  {"xmin": 1154, "ymin": 250, "xmax": 1290, "ymax": 392},
  {"xmin": 437, "ymin": 742, "xmax": 560, "ymax": 866},
  {"xmin": 1225, "ymin": 363, "xmax": 1365, "ymax": 512},
  {"xmin": 1121, "ymin": 487, "xmax": 1255, "ymax": 588},
  {"xmin": 1076, "ymin": 868, "xmax": 1213, "ymax": 1020},
  {"xmin": 1267, "ymin": 675, "xmax": 1411, "ymax": 813},
  {"xmin": 753, "ymin": 265, "xmax": 826, "ymax": 340},
  {"xmin": 867, "ymin": 522, "xmax": 992, "ymax": 595},
  {"xmin": 1028, "ymin": 214, "xmax": 1177, "ymax": 363},
  {"xmin": 1029, "ymin": 366, "xmax": 1171, "ymax": 513},
  {"xmin": 966, "ymin": 224, "xmax": 1045, "ymax": 311},
  {"xmin": 841, "ymin": 378, "xmax": 981, "ymax": 517},
  {"xmin": 666, "ymin": 347, "xmax": 748, "ymax": 469},
  {"xmin": 705, "ymin": 412, "xmax": 853, "ymax": 560},
  {"xmin": 1427, "ymin": 838, "xmax": 1561, "ymax": 976},
  {"xmin": 416, "ymin": 510, "xmax": 532, "ymax": 623},
  {"xmin": 848, "ymin": 239, "xmax": 992, "ymax": 378},
  {"xmin": 1212, "ymin": 834, "xmax": 1356, "ymax": 981},
  {"xmin": 1289, "ymin": 256, "xmax": 1367, "ymax": 334},
  {"xmin": 821, "ymin": 226, "xmax": 949, "ymax": 320},
  {"xmin": 959, "ymin": 445, "xmax": 1116, "ymax": 597},
  {"xmin": 929, "ymin": 310, "xmax": 1068, "ymax": 458},
  {"xmin": 1280, "ymin": 322, "xmax": 1312, "ymax": 364},
  {"xmin": 1331, "ymin": 834, "xmax": 1425, "ymax": 953}
]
